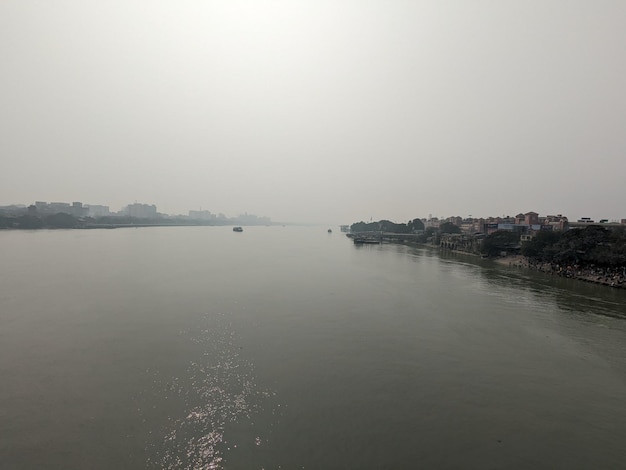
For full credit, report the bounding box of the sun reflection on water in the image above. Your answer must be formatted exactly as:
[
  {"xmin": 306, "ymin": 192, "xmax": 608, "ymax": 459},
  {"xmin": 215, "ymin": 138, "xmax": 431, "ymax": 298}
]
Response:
[{"xmin": 145, "ymin": 312, "xmax": 273, "ymax": 469}]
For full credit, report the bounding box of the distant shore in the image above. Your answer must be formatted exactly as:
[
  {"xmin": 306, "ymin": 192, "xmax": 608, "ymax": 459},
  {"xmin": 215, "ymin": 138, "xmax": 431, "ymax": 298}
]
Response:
[{"xmin": 0, "ymin": 221, "xmax": 278, "ymax": 230}]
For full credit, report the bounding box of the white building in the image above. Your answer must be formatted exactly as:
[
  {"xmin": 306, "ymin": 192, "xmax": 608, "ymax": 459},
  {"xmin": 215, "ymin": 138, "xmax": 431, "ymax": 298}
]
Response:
[
  {"xmin": 86, "ymin": 205, "xmax": 110, "ymax": 217},
  {"xmin": 126, "ymin": 203, "xmax": 157, "ymax": 218}
]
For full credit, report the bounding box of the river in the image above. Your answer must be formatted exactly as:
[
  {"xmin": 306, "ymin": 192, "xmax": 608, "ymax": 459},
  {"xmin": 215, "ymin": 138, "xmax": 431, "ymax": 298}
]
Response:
[{"xmin": 1, "ymin": 226, "xmax": 625, "ymax": 469}]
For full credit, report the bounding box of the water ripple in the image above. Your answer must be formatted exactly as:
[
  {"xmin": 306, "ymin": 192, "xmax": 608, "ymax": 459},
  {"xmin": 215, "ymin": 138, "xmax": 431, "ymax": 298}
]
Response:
[{"xmin": 145, "ymin": 312, "xmax": 272, "ymax": 469}]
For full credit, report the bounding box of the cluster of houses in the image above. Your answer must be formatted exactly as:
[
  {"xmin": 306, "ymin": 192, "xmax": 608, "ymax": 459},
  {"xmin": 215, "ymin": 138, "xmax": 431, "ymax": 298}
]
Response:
[
  {"xmin": 426, "ymin": 212, "xmax": 569, "ymax": 235},
  {"xmin": 431, "ymin": 212, "xmax": 624, "ymax": 255},
  {"xmin": 0, "ymin": 200, "xmax": 272, "ymax": 227},
  {"xmin": 22, "ymin": 201, "xmax": 156, "ymax": 218}
]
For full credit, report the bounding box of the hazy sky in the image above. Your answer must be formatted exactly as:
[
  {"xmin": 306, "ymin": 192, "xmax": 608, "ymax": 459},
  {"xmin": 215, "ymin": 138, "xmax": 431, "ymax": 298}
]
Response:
[{"xmin": 2, "ymin": 1, "xmax": 625, "ymax": 224}]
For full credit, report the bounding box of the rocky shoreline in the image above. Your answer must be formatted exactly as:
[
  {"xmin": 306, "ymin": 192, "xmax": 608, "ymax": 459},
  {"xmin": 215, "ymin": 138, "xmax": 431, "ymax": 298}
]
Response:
[{"xmin": 495, "ymin": 255, "xmax": 626, "ymax": 289}]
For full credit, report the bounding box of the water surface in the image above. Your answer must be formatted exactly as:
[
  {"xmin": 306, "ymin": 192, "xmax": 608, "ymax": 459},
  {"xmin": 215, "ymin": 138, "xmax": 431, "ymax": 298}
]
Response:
[{"xmin": 1, "ymin": 226, "xmax": 625, "ymax": 469}]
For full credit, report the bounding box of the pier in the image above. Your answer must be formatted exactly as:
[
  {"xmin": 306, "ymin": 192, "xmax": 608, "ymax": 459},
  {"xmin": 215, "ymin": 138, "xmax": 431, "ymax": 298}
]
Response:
[{"xmin": 346, "ymin": 231, "xmax": 423, "ymax": 243}]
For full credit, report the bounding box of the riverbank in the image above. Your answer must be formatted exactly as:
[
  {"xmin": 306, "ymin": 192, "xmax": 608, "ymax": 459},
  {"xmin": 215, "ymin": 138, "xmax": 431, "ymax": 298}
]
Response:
[
  {"xmin": 494, "ymin": 255, "xmax": 529, "ymax": 268},
  {"xmin": 494, "ymin": 255, "xmax": 626, "ymax": 289}
]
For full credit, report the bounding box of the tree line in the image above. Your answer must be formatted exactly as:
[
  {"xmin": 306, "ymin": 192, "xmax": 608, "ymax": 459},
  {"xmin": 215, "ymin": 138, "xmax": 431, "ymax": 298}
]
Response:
[
  {"xmin": 349, "ymin": 219, "xmax": 626, "ymax": 267},
  {"xmin": 0, "ymin": 213, "xmax": 80, "ymax": 229},
  {"xmin": 0, "ymin": 213, "xmax": 225, "ymax": 229},
  {"xmin": 483, "ymin": 225, "xmax": 626, "ymax": 267},
  {"xmin": 351, "ymin": 218, "xmax": 426, "ymax": 234}
]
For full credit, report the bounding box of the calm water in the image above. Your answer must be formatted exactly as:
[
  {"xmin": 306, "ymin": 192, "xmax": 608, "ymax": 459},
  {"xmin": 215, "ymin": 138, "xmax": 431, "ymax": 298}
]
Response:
[{"xmin": 1, "ymin": 226, "xmax": 626, "ymax": 469}]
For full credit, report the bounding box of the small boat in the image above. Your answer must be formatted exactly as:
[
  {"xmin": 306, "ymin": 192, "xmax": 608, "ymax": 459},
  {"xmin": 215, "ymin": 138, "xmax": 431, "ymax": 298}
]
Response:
[{"xmin": 233, "ymin": 226, "xmax": 243, "ymax": 232}]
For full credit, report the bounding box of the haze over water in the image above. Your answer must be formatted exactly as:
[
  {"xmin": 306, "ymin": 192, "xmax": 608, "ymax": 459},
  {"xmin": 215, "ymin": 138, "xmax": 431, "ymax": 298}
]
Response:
[
  {"xmin": 1, "ymin": 226, "xmax": 626, "ymax": 469},
  {"xmin": 2, "ymin": 1, "xmax": 626, "ymax": 222}
]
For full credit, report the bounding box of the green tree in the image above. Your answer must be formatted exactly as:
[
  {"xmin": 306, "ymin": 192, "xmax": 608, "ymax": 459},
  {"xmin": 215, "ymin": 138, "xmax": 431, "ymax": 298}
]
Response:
[
  {"xmin": 351, "ymin": 219, "xmax": 411, "ymax": 233},
  {"xmin": 16, "ymin": 215, "xmax": 43, "ymax": 229},
  {"xmin": 44, "ymin": 213, "xmax": 78, "ymax": 228},
  {"xmin": 379, "ymin": 220, "xmax": 411, "ymax": 233},
  {"xmin": 350, "ymin": 221, "xmax": 371, "ymax": 232},
  {"xmin": 520, "ymin": 230, "xmax": 562, "ymax": 260},
  {"xmin": 416, "ymin": 226, "xmax": 437, "ymax": 243},
  {"xmin": 551, "ymin": 225, "xmax": 610, "ymax": 265},
  {"xmin": 407, "ymin": 218, "xmax": 425, "ymax": 232},
  {"xmin": 439, "ymin": 222, "xmax": 461, "ymax": 234},
  {"xmin": 481, "ymin": 230, "xmax": 520, "ymax": 257},
  {"xmin": 0, "ymin": 215, "xmax": 13, "ymax": 228}
]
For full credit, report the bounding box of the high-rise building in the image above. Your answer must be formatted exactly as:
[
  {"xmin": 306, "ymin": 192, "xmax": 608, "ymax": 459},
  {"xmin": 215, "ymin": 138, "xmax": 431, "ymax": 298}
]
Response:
[
  {"xmin": 126, "ymin": 203, "xmax": 157, "ymax": 218},
  {"xmin": 86, "ymin": 205, "xmax": 110, "ymax": 217}
]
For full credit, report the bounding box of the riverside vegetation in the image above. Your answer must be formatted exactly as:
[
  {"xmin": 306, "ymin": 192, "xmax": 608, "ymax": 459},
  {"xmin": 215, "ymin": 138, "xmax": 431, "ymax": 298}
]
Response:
[
  {"xmin": 352, "ymin": 219, "xmax": 626, "ymax": 288},
  {"xmin": 511, "ymin": 225, "xmax": 626, "ymax": 288},
  {"xmin": 0, "ymin": 213, "xmax": 264, "ymax": 229}
]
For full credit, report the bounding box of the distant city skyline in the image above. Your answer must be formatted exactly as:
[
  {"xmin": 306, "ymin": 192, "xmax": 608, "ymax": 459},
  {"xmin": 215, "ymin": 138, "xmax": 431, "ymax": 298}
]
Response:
[
  {"xmin": 1, "ymin": 197, "xmax": 622, "ymax": 227},
  {"xmin": 0, "ymin": 198, "xmax": 273, "ymax": 223},
  {"xmin": 2, "ymin": 1, "xmax": 625, "ymax": 225}
]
